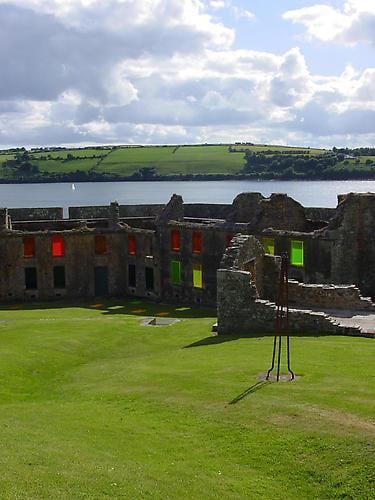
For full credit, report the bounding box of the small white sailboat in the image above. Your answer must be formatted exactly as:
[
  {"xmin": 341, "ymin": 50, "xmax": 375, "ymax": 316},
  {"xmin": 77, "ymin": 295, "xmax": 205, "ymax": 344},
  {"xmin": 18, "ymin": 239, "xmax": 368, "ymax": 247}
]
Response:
[{"xmin": 71, "ymin": 183, "xmax": 76, "ymax": 191}]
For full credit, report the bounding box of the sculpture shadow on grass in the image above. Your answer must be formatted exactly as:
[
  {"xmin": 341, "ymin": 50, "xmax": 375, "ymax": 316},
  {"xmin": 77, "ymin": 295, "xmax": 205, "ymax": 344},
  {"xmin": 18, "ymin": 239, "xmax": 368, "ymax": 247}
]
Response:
[
  {"xmin": 228, "ymin": 380, "xmax": 271, "ymax": 405},
  {"xmin": 184, "ymin": 330, "xmax": 325, "ymax": 348}
]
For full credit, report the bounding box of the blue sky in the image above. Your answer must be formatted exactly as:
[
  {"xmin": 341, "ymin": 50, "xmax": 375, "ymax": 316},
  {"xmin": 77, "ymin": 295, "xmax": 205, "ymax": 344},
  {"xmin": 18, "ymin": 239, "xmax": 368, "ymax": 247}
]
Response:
[{"xmin": 0, "ymin": 0, "xmax": 374, "ymax": 148}]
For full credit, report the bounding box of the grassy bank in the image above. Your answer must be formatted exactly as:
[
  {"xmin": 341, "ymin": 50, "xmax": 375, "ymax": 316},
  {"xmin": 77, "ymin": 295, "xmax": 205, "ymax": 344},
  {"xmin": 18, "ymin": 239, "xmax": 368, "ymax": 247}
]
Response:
[{"xmin": 0, "ymin": 299, "xmax": 373, "ymax": 498}]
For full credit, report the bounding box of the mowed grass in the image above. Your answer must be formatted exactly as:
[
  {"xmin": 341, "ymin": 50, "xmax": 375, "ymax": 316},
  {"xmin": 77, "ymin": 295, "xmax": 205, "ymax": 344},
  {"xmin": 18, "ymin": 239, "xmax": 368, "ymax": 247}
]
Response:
[{"xmin": 0, "ymin": 299, "xmax": 374, "ymax": 499}]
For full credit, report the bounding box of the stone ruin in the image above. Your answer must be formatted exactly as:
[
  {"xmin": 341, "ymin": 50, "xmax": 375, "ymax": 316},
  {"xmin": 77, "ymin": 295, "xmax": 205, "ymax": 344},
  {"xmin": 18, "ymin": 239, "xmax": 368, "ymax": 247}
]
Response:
[{"xmin": 0, "ymin": 191, "xmax": 374, "ymax": 337}]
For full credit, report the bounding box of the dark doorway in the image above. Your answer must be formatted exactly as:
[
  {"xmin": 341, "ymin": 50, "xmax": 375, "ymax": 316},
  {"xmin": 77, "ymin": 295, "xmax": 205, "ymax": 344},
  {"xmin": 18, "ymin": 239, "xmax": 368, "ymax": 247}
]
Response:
[
  {"xmin": 94, "ymin": 266, "xmax": 109, "ymax": 296},
  {"xmin": 25, "ymin": 267, "xmax": 37, "ymax": 289},
  {"xmin": 145, "ymin": 267, "xmax": 154, "ymax": 290},
  {"xmin": 53, "ymin": 266, "xmax": 66, "ymax": 288},
  {"xmin": 128, "ymin": 264, "xmax": 136, "ymax": 288}
]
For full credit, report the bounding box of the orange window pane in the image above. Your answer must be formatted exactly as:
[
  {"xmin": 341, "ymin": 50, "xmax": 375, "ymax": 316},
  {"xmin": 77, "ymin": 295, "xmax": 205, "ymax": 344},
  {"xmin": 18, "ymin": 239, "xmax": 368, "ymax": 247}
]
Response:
[
  {"xmin": 192, "ymin": 232, "xmax": 202, "ymax": 253},
  {"xmin": 226, "ymin": 234, "xmax": 233, "ymax": 247},
  {"xmin": 95, "ymin": 235, "xmax": 107, "ymax": 255},
  {"xmin": 171, "ymin": 230, "xmax": 181, "ymax": 251},
  {"xmin": 128, "ymin": 235, "xmax": 136, "ymax": 256},
  {"xmin": 23, "ymin": 237, "xmax": 35, "ymax": 258},
  {"xmin": 52, "ymin": 236, "xmax": 64, "ymax": 257}
]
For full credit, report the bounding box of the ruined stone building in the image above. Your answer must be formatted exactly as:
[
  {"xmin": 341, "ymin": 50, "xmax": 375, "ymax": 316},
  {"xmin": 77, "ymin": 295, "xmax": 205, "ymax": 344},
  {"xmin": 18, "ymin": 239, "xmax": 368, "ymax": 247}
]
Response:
[{"xmin": 0, "ymin": 191, "xmax": 374, "ymax": 335}]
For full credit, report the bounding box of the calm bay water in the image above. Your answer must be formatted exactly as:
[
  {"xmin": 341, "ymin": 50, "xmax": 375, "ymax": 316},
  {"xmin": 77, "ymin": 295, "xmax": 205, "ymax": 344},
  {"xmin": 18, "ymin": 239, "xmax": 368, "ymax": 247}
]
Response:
[{"xmin": 0, "ymin": 180, "xmax": 374, "ymax": 215}]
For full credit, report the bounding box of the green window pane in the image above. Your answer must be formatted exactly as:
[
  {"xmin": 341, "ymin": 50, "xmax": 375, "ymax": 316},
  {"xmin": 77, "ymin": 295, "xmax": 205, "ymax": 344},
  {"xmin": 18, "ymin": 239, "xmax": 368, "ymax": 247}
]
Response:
[
  {"xmin": 291, "ymin": 240, "xmax": 304, "ymax": 267},
  {"xmin": 170, "ymin": 261, "xmax": 181, "ymax": 284},
  {"xmin": 193, "ymin": 264, "xmax": 203, "ymax": 288},
  {"xmin": 263, "ymin": 237, "xmax": 275, "ymax": 255}
]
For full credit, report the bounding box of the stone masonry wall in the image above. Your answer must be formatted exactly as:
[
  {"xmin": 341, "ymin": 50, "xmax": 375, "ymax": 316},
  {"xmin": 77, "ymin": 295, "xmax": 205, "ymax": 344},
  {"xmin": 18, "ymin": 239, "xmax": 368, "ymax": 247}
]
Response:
[
  {"xmin": 9, "ymin": 208, "xmax": 63, "ymax": 221},
  {"xmin": 288, "ymin": 280, "xmax": 375, "ymax": 311},
  {"xmin": 217, "ymin": 269, "xmax": 362, "ymax": 336}
]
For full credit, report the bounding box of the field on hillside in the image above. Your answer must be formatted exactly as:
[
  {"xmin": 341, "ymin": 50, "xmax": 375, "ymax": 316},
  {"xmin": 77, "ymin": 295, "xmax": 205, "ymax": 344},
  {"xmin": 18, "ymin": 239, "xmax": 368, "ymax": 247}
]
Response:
[
  {"xmin": 94, "ymin": 145, "xmax": 246, "ymax": 175},
  {"xmin": 1, "ymin": 144, "xmax": 374, "ymax": 180},
  {"xmin": 0, "ymin": 299, "xmax": 373, "ymax": 499},
  {"xmin": 0, "ymin": 144, "xmax": 327, "ymax": 179}
]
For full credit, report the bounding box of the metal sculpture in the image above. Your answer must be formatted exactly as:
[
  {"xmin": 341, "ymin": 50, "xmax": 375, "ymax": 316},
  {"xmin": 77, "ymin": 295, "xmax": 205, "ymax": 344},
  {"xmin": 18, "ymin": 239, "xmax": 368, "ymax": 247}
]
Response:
[{"xmin": 266, "ymin": 254, "xmax": 295, "ymax": 381}]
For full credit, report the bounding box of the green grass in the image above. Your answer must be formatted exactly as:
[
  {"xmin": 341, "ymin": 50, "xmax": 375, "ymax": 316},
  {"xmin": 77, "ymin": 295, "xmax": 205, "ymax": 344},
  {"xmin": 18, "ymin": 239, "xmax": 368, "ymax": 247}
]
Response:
[
  {"xmin": 29, "ymin": 148, "xmax": 107, "ymax": 160},
  {"xmin": 32, "ymin": 158, "xmax": 99, "ymax": 173},
  {"xmin": 96, "ymin": 145, "xmax": 245, "ymax": 175},
  {"xmin": 0, "ymin": 299, "xmax": 374, "ymax": 499}
]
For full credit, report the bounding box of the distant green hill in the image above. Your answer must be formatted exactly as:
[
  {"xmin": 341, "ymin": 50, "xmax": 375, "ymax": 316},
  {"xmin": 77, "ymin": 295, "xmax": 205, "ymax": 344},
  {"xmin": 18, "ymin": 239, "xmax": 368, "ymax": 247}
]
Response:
[{"xmin": 0, "ymin": 144, "xmax": 374, "ymax": 181}]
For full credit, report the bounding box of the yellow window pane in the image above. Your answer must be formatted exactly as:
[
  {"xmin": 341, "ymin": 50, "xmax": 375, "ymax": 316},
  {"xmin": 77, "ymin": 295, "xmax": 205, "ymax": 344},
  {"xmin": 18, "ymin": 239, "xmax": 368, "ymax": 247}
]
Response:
[
  {"xmin": 193, "ymin": 264, "xmax": 202, "ymax": 288},
  {"xmin": 263, "ymin": 237, "xmax": 275, "ymax": 255}
]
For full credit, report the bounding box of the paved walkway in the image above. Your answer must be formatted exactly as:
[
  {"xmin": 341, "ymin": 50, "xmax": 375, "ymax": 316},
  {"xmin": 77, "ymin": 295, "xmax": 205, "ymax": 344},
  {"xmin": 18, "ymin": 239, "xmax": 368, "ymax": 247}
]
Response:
[
  {"xmin": 326, "ymin": 309, "xmax": 375, "ymax": 335},
  {"xmin": 292, "ymin": 306, "xmax": 375, "ymax": 337}
]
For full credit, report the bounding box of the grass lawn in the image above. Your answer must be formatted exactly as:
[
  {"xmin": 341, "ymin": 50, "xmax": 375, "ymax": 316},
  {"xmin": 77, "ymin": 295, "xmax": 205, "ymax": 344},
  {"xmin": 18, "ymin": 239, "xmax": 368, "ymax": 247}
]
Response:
[{"xmin": 0, "ymin": 299, "xmax": 374, "ymax": 498}]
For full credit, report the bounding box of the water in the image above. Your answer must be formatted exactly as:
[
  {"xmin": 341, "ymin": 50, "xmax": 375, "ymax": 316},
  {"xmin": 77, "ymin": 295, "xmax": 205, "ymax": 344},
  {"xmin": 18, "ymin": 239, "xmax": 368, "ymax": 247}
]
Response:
[{"xmin": 0, "ymin": 180, "xmax": 374, "ymax": 214}]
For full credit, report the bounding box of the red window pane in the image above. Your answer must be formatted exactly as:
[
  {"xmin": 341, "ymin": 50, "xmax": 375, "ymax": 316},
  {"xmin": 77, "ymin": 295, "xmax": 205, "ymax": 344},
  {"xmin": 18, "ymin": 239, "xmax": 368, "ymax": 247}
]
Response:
[
  {"xmin": 128, "ymin": 235, "xmax": 136, "ymax": 256},
  {"xmin": 52, "ymin": 236, "xmax": 64, "ymax": 257},
  {"xmin": 23, "ymin": 237, "xmax": 35, "ymax": 258},
  {"xmin": 226, "ymin": 234, "xmax": 233, "ymax": 247},
  {"xmin": 171, "ymin": 230, "xmax": 181, "ymax": 251},
  {"xmin": 95, "ymin": 235, "xmax": 107, "ymax": 255},
  {"xmin": 192, "ymin": 232, "xmax": 202, "ymax": 253}
]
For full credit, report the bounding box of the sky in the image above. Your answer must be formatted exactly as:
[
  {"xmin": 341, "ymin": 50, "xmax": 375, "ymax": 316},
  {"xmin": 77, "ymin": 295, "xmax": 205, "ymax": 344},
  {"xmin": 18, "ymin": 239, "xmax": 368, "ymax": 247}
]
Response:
[{"xmin": 0, "ymin": 0, "xmax": 374, "ymax": 149}]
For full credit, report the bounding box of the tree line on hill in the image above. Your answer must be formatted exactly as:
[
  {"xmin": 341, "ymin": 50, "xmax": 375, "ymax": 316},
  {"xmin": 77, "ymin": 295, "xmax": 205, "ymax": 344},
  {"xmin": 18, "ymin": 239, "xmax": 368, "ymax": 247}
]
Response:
[{"xmin": 242, "ymin": 150, "xmax": 375, "ymax": 180}]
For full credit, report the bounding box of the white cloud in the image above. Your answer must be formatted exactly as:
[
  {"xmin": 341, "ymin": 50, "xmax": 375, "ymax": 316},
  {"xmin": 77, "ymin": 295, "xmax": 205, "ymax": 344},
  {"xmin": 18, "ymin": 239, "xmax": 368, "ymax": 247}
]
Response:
[
  {"xmin": 0, "ymin": 0, "xmax": 373, "ymax": 148},
  {"xmin": 233, "ymin": 7, "xmax": 255, "ymax": 21},
  {"xmin": 283, "ymin": 0, "xmax": 375, "ymax": 46},
  {"xmin": 209, "ymin": 0, "xmax": 226, "ymax": 9}
]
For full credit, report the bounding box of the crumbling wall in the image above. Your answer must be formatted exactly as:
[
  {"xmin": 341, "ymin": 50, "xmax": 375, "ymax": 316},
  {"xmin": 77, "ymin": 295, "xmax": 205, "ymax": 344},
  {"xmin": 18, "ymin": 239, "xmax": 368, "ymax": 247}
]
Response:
[
  {"xmin": 220, "ymin": 234, "xmax": 265, "ymax": 297},
  {"xmin": 288, "ymin": 280, "xmax": 375, "ymax": 311},
  {"xmin": 226, "ymin": 193, "xmax": 264, "ymax": 222},
  {"xmin": 305, "ymin": 207, "xmax": 335, "ymax": 223},
  {"xmin": 216, "ymin": 229, "xmax": 367, "ymax": 337},
  {"xmin": 155, "ymin": 194, "xmax": 184, "ymax": 224},
  {"xmin": 9, "ymin": 208, "xmax": 63, "ymax": 221},
  {"xmin": 217, "ymin": 269, "xmax": 360, "ymax": 336},
  {"xmin": 69, "ymin": 204, "xmax": 165, "ymax": 219},
  {"xmin": 250, "ymin": 193, "xmax": 308, "ymax": 232},
  {"xmin": 323, "ymin": 193, "xmax": 375, "ymax": 298}
]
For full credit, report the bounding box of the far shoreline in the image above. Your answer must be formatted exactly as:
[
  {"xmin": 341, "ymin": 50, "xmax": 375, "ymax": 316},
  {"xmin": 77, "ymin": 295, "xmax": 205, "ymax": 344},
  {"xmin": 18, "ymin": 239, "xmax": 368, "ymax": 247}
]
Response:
[{"xmin": 1, "ymin": 174, "xmax": 375, "ymax": 184}]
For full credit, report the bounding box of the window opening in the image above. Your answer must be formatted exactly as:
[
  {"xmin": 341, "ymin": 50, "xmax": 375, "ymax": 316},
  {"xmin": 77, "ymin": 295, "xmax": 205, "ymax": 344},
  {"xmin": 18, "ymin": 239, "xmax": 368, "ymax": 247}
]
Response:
[
  {"xmin": 52, "ymin": 236, "xmax": 64, "ymax": 257},
  {"xmin": 192, "ymin": 264, "xmax": 203, "ymax": 288},
  {"xmin": 290, "ymin": 240, "xmax": 304, "ymax": 267},
  {"xmin": 128, "ymin": 235, "xmax": 136, "ymax": 256},
  {"xmin": 170, "ymin": 260, "xmax": 181, "ymax": 284},
  {"xmin": 25, "ymin": 267, "xmax": 37, "ymax": 289},
  {"xmin": 23, "ymin": 237, "xmax": 35, "ymax": 258},
  {"xmin": 263, "ymin": 237, "xmax": 275, "ymax": 256},
  {"xmin": 95, "ymin": 235, "xmax": 107, "ymax": 255},
  {"xmin": 192, "ymin": 232, "xmax": 202, "ymax": 253},
  {"xmin": 53, "ymin": 266, "xmax": 66, "ymax": 288},
  {"xmin": 171, "ymin": 230, "xmax": 181, "ymax": 252},
  {"xmin": 128, "ymin": 264, "xmax": 136, "ymax": 287},
  {"xmin": 145, "ymin": 267, "xmax": 154, "ymax": 290}
]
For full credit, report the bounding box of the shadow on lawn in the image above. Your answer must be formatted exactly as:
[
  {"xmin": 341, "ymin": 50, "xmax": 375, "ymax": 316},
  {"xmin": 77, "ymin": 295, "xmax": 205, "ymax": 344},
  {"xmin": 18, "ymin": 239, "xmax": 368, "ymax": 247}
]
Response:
[
  {"xmin": 228, "ymin": 380, "xmax": 270, "ymax": 405},
  {"xmin": 184, "ymin": 334, "xmax": 262, "ymax": 347},
  {"xmin": 0, "ymin": 297, "xmax": 216, "ymax": 320}
]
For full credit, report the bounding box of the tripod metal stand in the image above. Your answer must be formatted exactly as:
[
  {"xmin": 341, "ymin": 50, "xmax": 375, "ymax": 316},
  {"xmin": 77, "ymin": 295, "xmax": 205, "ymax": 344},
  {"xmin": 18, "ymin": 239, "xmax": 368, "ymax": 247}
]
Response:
[{"xmin": 266, "ymin": 255, "xmax": 295, "ymax": 382}]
